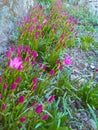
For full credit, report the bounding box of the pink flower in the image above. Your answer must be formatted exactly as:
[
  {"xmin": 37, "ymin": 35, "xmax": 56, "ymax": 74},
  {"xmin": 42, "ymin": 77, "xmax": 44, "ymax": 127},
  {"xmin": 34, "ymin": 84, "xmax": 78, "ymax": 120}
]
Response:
[
  {"xmin": 2, "ymin": 104, "xmax": 6, "ymax": 111},
  {"xmin": 32, "ymin": 60, "xmax": 35, "ymax": 66},
  {"xmin": 56, "ymin": 59, "xmax": 60, "ymax": 64},
  {"xmin": 0, "ymin": 77, "xmax": 2, "ymax": 83},
  {"xmin": 96, "ymin": 68, "xmax": 98, "ymax": 72},
  {"xmin": 43, "ymin": 19, "xmax": 47, "ymax": 25},
  {"xmin": 11, "ymin": 83, "xmax": 17, "ymax": 90},
  {"xmin": 3, "ymin": 83, "xmax": 7, "ymax": 90},
  {"xmin": 11, "ymin": 45, "xmax": 15, "ymax": 52},
  {"xmin": 32, "ymin": 51, "xmax": 38, "ymax": 59},
  {"xmin": 32, "ymin": 85, "xmax": 37, "ymax": 91},
  {"xmin": 35, "ymin": 104, "xmax": 43, "ymax": 114},
  {"xmin": 32, "ymin": 100, "xmax": 37, "ymax": 106},
  {"xmin": 25, "ymin": 56, "xmax": 30, "ymax": 62},
  {"xmin": 39, "ymin": 63, "xmax": 43, "ymax": 68},
  {"xmin": 42, "ymin": 114, "xmax": 49, "ymax": 121},
  {"xmin": 9, "ymin": 57, "xmax": 24, "ymax": 70},
  {"xmin": 20, "ymin": 117, "xmax": 26, "ymax": 122},
  {"xmin": 60, "ymin": 33, "xmax": 65, "ymax": 40},
  {"xmin": 63, "ymin": 57, "xmax": 72, "ymax": 65},
  {"xmin": 32, "ymin": 77, "xmax": 37, "ymax": 85},
  {"xmin": 0, "ymin": 93, "xmax": 2, "ymax": 100},
  {"xmin": 38, "ymin": 25, "xmax": 42, "ymax": 30},
  {"xmin": 6, "ymin": 50, "xmax": 11, "ymax": 59},
  {"xmin": 18, "ymin": 95, "xmax": 25, "ymax": 104},
  {"xmin": 43, "ymin": 65, "xmax": 46, "ymax": 70},
  {"xmin": 48, "ymin": 95, "xmax": 55, "ymax": 104},
  {"xmin": 59, "ymin": 65, "xmax": 64, "ymax": 70},
  {"xmin": 36, "ymin": 32, "xmax": 40, "ymax": 39},
  {"xmin": 49, "ymin": 69, "xmax": 55, "ymax": 76},
  {"xmin": 16, "ymin": 77, "xmax": 21, "ymax": 84}
]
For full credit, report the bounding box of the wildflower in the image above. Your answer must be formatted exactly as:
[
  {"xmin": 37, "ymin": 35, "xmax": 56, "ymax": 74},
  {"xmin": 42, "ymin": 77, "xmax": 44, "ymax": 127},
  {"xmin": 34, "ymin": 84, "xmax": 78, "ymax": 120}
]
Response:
[
  {"xmin": 56, "ymin": 59, "xmax": 60, "ymax": 64},
  {"xmin": 32, "ymin": 51, "xmax": 38, "ymax": 59},
  {"xmin": 32, "ymin": 77, "xmax": 37, "ymax": 85},
  {"xmin": 0, "ymin": 77, "xmax": 2, "ymax": 83},
  {"xmin": 43, "ymin": 19, "xmax": 47, "ymax": 25},
  {"xmin": 32, "ymin": 60, "xmax": 35, "ymax": 66},
  {"xmin": 59, "ymin": 64, "xmax": 64, "ymax": 70},
  {"xmin": 42, "ymin": 114, "xmax": 49, "ymax": 121},
  {"xmin": 25, "ymin": 56, "xmax": 30, "ymax": 62},
  {"xmin": 32, "ymin": 100, "xmax": 37, "ymax": 106},
  {"xmin": 11, "ymin": 83, "xmax": 17, "ymax": 90},
  {"xmin": 96, "ymin": 68, "xmax": 98, "ymax": 72},
  {"xmin": 63, "ymin": 57, "xmax": 72, "ymax": 65},
  {"xmin": 16, "ymin": 77, "xmax": 21, "ymax": 84},
  {"xmin": 39, "ymin": 63, "xmax": 43, "ymax": 68},
  {"xmin": 48, "ymin": 95, "xmax": 54, "ymax": 104},
  {"xmin": 11, "ymin": 45, "xmax": 15, "ymax": 52},
  {"xmin": 60, "ymin": 33, "xmax": 65, "ymax": 40},
  {"xmin": 35, "ymin": 104, "xmax": 43, "ymax": 114},
  {"xmin": 36, "ymin": 32, "xmax": 40, "ymax": 39},
  {"xmin": 49, "ymin": 69, "xmax": 55, "ymax": 76},
  {"xmin": 20, "ymin": 117, "xmax": 26, "ymax": 122},
  {"xmin": 0, "ymin": 93, "xmax": 2, "ymax": 100},
  {"xmin": 38, "ymin": 25, "xmax": 42, "ymax": 30},
  {"xmin": 18, "ymin": 95, "xmax": 25, "ymax": 104},
  {"xmin": 17, "ymin": 45, "xmax": 22, "ymax": 51},
  {"xmin": 6, "ymin": 50, "xmax": 11, "ymax": 59},
  {"xmin": 2, "ymin": 104, "xmax": 6, "ymax": 111},
  {"xmin": 9, "ymin": 57, "xmax": 24, "ymax": 70},
  {"xmin": 3, "ymin": 83, "xmax": 7, "ymax": 90},
  {"xmin": 32, "ymin": 85, "xmax": 37, "ymax": 91},
  {"xmin": 43, "ymin": 65, "xmax": 46, "ymax": 70}
]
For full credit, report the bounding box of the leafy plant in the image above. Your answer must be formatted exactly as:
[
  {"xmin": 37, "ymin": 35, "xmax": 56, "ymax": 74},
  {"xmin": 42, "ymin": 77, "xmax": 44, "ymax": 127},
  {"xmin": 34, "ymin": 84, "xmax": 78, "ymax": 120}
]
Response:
[
  {"xmin": 17, "ymin": 1, "xmax": 77, "ymax": 70},
  {"xmin": 77, "ymin": 78, "xmax": 98, "ymax": 108}
]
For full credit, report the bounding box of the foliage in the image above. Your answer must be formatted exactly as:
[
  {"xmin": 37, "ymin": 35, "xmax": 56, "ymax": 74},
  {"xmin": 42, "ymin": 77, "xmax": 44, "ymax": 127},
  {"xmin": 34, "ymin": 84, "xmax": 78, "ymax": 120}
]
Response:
[
  {"xmin": 77, "ymin": 78, "xmax": 98, "ymax": 108},
  {"xmin": 17, "ymin": 1, "xmax": 77, "ymax": 70}
]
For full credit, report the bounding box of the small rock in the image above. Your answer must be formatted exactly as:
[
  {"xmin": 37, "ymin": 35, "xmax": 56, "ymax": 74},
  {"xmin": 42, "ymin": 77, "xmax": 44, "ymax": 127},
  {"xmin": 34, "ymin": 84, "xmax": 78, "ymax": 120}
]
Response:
[
  {"xmin": 95, "ymin": 76, "xmax": 98, "ymax": 82},
  {"xmin": 90, "ymin": 64, "xmax": 95, "ymax": 70},
  {"xmin": 70, "ymin": 75, "xmax": 77, "ymax": 81}
]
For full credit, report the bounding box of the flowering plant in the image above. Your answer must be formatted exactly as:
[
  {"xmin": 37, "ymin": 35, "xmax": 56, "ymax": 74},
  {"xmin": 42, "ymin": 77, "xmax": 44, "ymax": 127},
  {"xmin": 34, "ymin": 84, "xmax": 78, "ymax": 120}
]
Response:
[{"xmin": 17, "ymin": 0, "xmax": 77, "ymax": 70}]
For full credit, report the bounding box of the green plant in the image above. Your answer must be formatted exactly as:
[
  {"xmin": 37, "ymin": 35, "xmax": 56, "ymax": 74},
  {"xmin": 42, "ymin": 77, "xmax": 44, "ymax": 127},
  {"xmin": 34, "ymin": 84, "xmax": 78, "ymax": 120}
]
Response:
[
  {"xmin": 88, "ymin": 104, "xmax": 98, "ymax": 129},
  {"xmin": 77, "ymin": 78, "xmax": 98, "ymax": 108},
  {"xmin": 17, "ymin": 1, "xmax": 77, "ymax": 70},
  {"xmin": 80, "ymin": 36, "xmax": 94, "ymax": 51}
]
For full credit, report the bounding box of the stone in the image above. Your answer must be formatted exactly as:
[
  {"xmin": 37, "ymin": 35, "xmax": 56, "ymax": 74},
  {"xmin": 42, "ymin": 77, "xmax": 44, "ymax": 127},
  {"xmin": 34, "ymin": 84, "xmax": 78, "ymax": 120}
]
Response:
[
  {"xmin": 90, "ymin": 64, "xmax": 95, "ymax": 70},
  {"xmin": 0, "ymin": 0, "xmax": 36, "ymax": 53}
]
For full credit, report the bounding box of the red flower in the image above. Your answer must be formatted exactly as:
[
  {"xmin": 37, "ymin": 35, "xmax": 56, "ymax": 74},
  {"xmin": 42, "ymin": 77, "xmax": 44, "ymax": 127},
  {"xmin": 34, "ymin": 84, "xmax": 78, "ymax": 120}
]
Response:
[
  {"xmin": 32, "ymin": 100, "xmax": 37, "ymax": 106},
  {"xmin": 48, "ymin": 95, "xmax": 55, "ymax": 104},
  {"xmin": 43, "ymin": 65, "xmax": 46, "ymax": 70},
  {"xmin": 2, "ymin": 104, "xmax": 6, "ymax": 111},
  {"xmin": 20, "ymin": 117, "xmax": 26, "ymax": 122},
  {"xmin": 18, "ymin": 95, "xmax": 25, "ymax": 104},
  {"xmin": 59, "ymin": 65, "xmax": 64, "ymax": 70},
  {"xmin": 3, "ymin": 83, "xmax": 7, "ymax": 90},
  {"xmin": 42, "ymin": 114, "xmax": 49, "ymax": 120},
  {"xmin": 32, "ymin": 77, "xmax": 37, "ymax": 85},
  {"xmin": 11, "ymin": 83, "xmax": 17, "ymax": 90},
  {"xmin": 32, "ymin": 51, "xmax": 38, "ymax": 59},
  {"xmin": 32, "ymin": 85, "xmax": 37, "ymax": 91},
  {"xmin": 16, "ymin": 77, "xmax": 21, "ymax": 84},
  {"xmin": 49, "ymin": 69, "xmax": 55, "ymax": 76},
  {"xmin": 35, "ymin": 104, "xmax": 43, "ymax": 114},
  {"xmin": 63, "ymin": 57, "xmax": 72, "ymax": 65},
  {"xmin": 56, "ymin": 59, "xmax": 60, "ymax": 64}
]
